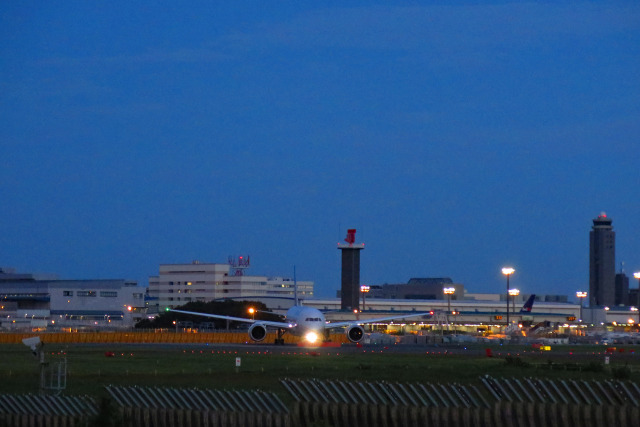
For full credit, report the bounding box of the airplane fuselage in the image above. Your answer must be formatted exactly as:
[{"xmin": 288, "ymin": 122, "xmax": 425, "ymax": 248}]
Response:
[{"xmin": 283, "ymin": 305, "xmax": 327, "ymax": 339}]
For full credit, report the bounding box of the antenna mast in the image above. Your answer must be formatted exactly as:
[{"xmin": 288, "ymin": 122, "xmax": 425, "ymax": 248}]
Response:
[{"xmin": 228, "ymin": 255, "xmax": 250, "ymax": 276}]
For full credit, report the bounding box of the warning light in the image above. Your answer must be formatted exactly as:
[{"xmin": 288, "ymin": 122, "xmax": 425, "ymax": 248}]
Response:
[{"xmin": 345, "ymin": 229, "xmax": 356, "ymax": 245}]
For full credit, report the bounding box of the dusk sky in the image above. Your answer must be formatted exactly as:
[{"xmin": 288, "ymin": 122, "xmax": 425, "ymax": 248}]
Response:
[{"xmin": 2, "ymin": 2, "xmax": 639, "ymax": 300}]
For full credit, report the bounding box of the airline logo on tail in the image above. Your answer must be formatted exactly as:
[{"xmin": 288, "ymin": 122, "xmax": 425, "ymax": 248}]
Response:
[{"xmin": 520, "ymin": 294, "xmax": 536, "ymax": 313}]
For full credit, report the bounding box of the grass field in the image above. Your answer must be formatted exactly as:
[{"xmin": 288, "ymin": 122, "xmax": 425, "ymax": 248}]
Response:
[{"xmin": 1, "ymin": 343, "xmax": 639, "ymax": 405}]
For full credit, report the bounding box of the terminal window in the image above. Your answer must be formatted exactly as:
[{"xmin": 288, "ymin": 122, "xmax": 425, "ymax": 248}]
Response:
[
  {"xmin": 63, "ymin": 291, "xmax": 73, "ymax": 296},
  {"xmin": 77, "ymin": 291, "xmax": 97, "ymax": 297},
  {"xmin": 100, "ymin": 291, "xmax": 118, "ymax": 297}
]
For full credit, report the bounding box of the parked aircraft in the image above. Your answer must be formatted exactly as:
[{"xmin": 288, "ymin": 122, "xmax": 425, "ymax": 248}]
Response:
[
  {"xmin": 519, "ymin": 294, "xmax": 536, "ymax": 313},
  {"xmin": 500, "ymin": 295, "xmax": 538, "ymax": 335}
]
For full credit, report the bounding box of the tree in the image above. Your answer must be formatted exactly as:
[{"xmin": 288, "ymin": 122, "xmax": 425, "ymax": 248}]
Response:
[{"xmin": 135, "ymin": 300, "xmax": 272, "ymax": 329}]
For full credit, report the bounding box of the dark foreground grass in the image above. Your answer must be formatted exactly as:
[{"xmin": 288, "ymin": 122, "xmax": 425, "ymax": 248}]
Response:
[{"xmin": 1, "ymin": 343, "xmax": 638, "ymax": 404}]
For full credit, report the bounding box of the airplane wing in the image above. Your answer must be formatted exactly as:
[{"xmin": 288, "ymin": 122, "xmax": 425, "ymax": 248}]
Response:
[
  {"xmin": 326, "ymin": 312, "xmax": 432, "ymax": 329},
  {"xmin": 169, "ymin": 309, "xmax": 293, "ymax": 329}
]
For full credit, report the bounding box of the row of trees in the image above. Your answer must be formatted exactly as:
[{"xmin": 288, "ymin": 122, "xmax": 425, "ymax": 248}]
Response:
[{"xmin": 134, "ymin": 300, "xmax": 273, "ymax": 329}]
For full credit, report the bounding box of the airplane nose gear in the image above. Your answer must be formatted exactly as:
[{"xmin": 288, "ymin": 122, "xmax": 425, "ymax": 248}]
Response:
[{"xmin": 275, "ymin": 328, "xmax": 286, "ymax": 345}]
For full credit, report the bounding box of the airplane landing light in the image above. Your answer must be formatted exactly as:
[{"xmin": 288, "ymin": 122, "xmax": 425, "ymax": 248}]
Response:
[{"xmin": 305, "ymin": 332, "xmax": 319, "ymax": 344}]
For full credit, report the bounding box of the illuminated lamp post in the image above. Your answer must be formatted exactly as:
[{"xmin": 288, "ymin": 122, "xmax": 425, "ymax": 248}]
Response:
[
  {"xmin": 635, "ymin": 273, "xmax": 640, "ymax": 326},
  {"xmin": 248, "ymin": 307, "xmax": 255, "ymax": 320},
  {"xmin": 502, "ymin": 267, "xmax": 515, "ymax": 326},
  {"xmin": 508, "ymin": 289, "xmax": 520, "ymax": 318},
  {"xmin": 360, "ymin": 285, "xmax": 370, "ymax": 311},
  {"xmin": 444, "ymin": 287, "xmax": 455, "ymax": 313},
  {"xmin": 633, "ymin": 271, "xmax": 640, "ymax": 324},
  {"xmin": 576, "ymin": 291, "xmax": 587, "ymax": 323},
  {"xmin": 444, "ymin": 287, "xmax": 455, "ymax": 330}
]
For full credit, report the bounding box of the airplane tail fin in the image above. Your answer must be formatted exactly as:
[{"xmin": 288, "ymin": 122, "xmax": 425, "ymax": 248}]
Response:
[{"xmin": 520, "ymin": 294, "xmax": 536, "ymax": 313}]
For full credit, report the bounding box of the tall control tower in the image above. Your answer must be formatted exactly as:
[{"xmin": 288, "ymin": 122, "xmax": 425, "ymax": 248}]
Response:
[
  {"xmin": 589, "ymin": 213, "xmax": 615, "ymax": 307},
  {"xmin": 337, "ymin": 229, "xmax": 365, "ymax": 311}
]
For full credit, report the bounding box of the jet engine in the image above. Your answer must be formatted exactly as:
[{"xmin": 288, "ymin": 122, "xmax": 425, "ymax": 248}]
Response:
[
  {"xmin": 248, "ymin": 323, "xmax": 267, "ymax": 342},
  {"xmin": 346, "ymin": 325, "xmax": 365, "ymax": 343}
]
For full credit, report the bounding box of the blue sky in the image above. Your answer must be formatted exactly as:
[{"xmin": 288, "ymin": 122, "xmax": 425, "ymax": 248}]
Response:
[{"xmin": 2, "ymin": 2, "xmax": 639, "ymax": 299}]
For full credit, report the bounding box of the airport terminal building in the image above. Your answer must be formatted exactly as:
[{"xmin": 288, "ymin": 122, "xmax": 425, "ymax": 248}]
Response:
[{"xmin": 0, "ymin": 267, "xmax": 146, "ymax": 330}]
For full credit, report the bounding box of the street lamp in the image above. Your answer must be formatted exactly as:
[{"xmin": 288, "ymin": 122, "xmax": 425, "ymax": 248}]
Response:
[
  {"xmin": 502, "ymin": 267, "xmax": 515, "ymax": 326},
  {"xmin": 443, "ymin": 287, "xmax": 455, "ymax": 313},
  {"xmin": 444, "ymin": 287, "xmax": 455, "ymax": 330},
  {"xmin": 360, "ymin": 285, "xmax": 370, "ymax": 311},
  {"xmin": 576, "ymin": 291, "xmax": 587, "ymax": 322},
  {"xmin": 508, "ymin": 289, "xmax": 520, "ymax": 317},
  {"xmin": 634, "ymin": 272, "xmax": 640, "ymax": 326},
  {"xmin": 248, "ymin": 307, "xmax": 255, "ymax": 320}
]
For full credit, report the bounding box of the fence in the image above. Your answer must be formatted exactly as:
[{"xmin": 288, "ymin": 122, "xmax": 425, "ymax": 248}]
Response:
[
  {"xmin": 106, "ymin": 385, "xmax": 292, "ymax": 427},
  {"xmin": 0, "ymin": 393, "xmax": 96, "ymax": 427},
  {"xmin": 0, "ymin": 331, "xmax": 350, "ymax": 345},
  {"xmin": 283, "ymin": 377, "xmax": 640, "ymax": 426},
  {"xmin": 3, "ymin": 378, "xmax": 640, "ymax": 426},
  {"xmin": 481, "ymin": 376, "xmax": 640, "ymax": 406},
  {"xmin": 292, "ymin": 400, "xmax": 640, "ymax": 427}
]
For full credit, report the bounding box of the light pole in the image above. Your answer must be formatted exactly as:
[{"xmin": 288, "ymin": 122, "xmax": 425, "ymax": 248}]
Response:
[
  {"xmin": 248, "ymin": 307, "xmax": 255, "ymax": 320},
  {"xmin": 502, "ymin": 267, "xmax": 515, "ymax": 326},
  {"xmin": 576, "ymin": 291, "xmax": 587, "ymax": 323},
  {"xmin": 634, "ymin": 272, "xmax": 640, "ymax": 326},
  {"xmin": 444, "ymin": 287, "xmax": 455, "ymax": 330},
  {"xmin": 509, "ymin": 289, "xmax": 520, "ymax": 318},
  {"xmin": 360, "ymin": 285, "xmax": 370, "ymax": 311},
  {"xmin": 444, "ymin": 287, "xmax": 455, "ymax": 313}
]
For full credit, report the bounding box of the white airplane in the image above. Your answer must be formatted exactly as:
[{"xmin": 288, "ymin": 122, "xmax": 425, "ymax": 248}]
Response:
[{"xmin": 170, "ymin": 286, "xmax": 431, "ymax": 344}]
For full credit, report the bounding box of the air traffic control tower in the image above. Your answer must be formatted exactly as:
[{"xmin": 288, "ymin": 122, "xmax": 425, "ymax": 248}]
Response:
[
  {"xmin": 338, "ymin": 229, "xmax": 365, "ymax": 311},
  {"xmin": 589, "ymin": 212, "xmax": 616, "ymax": 307}
]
